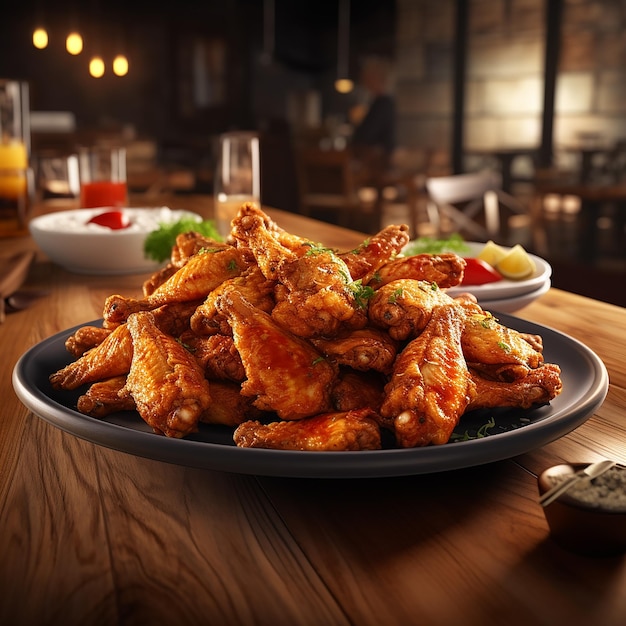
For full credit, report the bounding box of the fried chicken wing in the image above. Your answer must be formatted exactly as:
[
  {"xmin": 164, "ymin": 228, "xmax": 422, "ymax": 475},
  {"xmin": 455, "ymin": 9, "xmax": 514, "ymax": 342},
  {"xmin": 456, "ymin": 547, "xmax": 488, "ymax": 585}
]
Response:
[
  {"xmin": 103, "ymin": 246, "xmax": 247, "ymax": 325},
  {"xmin": 76, "ymin": 376, "xmax": 135, "ymax": 418},
  {"xmin": 370, "ymin": 253, "xmax": 466, "ymax": 289},
  {"xmin": 233, "ymin": 408, "xmax": 382, "ymax": 451},
  {"xmin": 181, "ymin": 332, "xmax": 246, "ymax": 382},
  {"xmin": 331, "ymin": 369, "xmax": 386, "ymax": 412},
  {"xmin": 462, "ymin": 312, "xmax": 544, "ymax": 381},
  {"xmin": 368, "ymin": 279, "xmax": 455, "ymax": 341},
  {"xmin": 190, "ymin": 267, "xmax": 275, "ymax": 336},
  {"xmin": 467, "ymin": 363, "xmax": 563, "ymax": 410},
  {"xmin": 216, "ymin": 287, "xmax": 336, "ymax": 420},
  {"xmin": 200, "ymin": 380, "xmax": 265, "ymax": 426},
  {"xmin": 380, "ymin": 304, "xmax": 476, "ymax": 447},
  {"xmin": 339, "ymin": 224, "xmax": 410, "ymax": 283},
  {"xmin": 50, "ymin": 323, "xmax": 133, "ymax": 390},
  {"xmin": 64, "ymin": 325, "xmax": 112, "ymax": 357},
  {"xmin": 311, "ymin": 327, "xmax": 399, "ymax": 374},
  {"xmin": 122, "ymin": 311, "xmax": 212, "ymax": 437}
]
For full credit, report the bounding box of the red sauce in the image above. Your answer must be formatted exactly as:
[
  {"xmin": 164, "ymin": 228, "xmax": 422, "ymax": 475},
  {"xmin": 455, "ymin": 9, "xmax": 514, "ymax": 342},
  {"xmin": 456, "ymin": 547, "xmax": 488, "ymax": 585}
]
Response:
[{"xmin": 80, "ymin": 181, "xmax": 128, "ymax": 209}]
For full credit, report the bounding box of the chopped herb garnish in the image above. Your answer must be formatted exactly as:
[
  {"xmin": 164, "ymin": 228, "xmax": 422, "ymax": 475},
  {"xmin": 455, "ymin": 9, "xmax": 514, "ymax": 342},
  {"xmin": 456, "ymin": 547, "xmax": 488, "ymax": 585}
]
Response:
[
  {"xmin": 350, "ymin": 280, "xmax": 375, "ymax": 309},
  {"xmin": 450, "ymin": 416, "xmax": 496, "ymax": 442},
  {"xmin": 388, "ymin": 287, "xmax": 404, "ymax": 304}
]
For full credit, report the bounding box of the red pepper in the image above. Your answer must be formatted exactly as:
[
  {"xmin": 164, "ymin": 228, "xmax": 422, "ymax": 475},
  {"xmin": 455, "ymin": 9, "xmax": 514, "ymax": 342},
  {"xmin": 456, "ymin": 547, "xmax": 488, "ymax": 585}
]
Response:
[
  {"xmin": 87, "ymin": 210, "xmax": 131, "ymax": 230},
  {"xmin": 461, "ymin": 257, "xmax": 503, "ymax": 285}
]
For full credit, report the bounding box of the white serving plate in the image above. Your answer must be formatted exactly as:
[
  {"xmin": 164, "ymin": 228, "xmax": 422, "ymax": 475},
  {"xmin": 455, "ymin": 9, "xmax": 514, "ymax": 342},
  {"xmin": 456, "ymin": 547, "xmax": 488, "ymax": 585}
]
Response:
[{"xmin": 478, "ymin": 278, "xmax": 551, "ymax": 314}]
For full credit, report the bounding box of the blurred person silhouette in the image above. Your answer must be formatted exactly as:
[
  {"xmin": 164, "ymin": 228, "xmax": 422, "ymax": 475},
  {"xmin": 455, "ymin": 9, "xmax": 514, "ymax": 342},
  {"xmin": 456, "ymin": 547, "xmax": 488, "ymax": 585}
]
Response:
[{"xmin": 350, "ymin": 55, "xmax": 396, "ymax": 174}]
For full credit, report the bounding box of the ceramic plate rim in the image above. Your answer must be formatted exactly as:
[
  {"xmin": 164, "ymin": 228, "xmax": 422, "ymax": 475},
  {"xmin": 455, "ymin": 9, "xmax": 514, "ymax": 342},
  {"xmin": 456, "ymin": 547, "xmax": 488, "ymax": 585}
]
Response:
[{"xmin": 13, "ymin": 313, "xmax": 607, "ymax": 479}]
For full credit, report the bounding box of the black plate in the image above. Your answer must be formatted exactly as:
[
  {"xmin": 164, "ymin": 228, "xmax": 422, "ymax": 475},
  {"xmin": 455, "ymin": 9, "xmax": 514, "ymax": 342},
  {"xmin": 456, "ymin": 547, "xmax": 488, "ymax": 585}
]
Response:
[{"xmin": 12, "ymin": 313, "xmax": 608, "ymax": 478}]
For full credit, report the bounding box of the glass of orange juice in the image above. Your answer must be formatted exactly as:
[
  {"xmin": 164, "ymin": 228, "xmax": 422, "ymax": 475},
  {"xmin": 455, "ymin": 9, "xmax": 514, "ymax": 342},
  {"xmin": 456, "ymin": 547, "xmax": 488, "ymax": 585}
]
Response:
[
  {"xmin": 78, "ymin": 146, "xmax": 128, "ymax": 208},
  {"xmin": 213, "ymin": 132, "xmax": 260, "ymax": 237},
  {"xmin": 0, "ymin": 79, "xmax": 33, "ymax": 237}
]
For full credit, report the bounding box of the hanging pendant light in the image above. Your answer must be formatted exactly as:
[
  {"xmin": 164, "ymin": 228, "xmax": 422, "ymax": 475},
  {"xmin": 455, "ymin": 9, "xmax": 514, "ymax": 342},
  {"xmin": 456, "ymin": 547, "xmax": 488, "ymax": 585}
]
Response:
[{"xmin": 334, "ymin": 0, "xmax": 354, "ymax": 94}]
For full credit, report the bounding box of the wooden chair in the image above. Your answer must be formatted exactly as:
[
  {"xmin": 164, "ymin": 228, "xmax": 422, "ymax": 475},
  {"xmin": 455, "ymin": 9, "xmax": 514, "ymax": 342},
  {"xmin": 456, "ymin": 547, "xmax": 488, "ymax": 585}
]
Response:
[
  {"xmin": 424, "ymin": 169, "xmax": 527, "ymax": 241},
  {"xmin": 295, "ymin": 147, "xmax": 382, "ymax": 233}
]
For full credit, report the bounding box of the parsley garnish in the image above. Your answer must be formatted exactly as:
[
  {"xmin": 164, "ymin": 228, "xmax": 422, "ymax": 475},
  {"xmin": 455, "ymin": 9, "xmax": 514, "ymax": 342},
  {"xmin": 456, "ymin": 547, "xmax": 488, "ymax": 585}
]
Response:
[
  {"xmin": 144, "ymin": 218, "xmax": 222, "ymax": 262},
  {"xmin": 350, "ymin": 280, "xmax": 375, "ymax": 309},
  {"xmin": 403, "ymin": 233, "xmax": 470, "ymax": 256}
]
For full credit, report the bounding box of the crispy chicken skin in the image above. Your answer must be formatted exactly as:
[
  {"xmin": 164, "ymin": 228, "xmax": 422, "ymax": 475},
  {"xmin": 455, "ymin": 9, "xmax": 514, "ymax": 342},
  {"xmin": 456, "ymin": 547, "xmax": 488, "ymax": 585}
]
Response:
[
  {"xmin": 371, "ymin": 253, "xmax": 466, "ymax": 289},
  {"xmin": 380, "ymin": 304, "xmax": 476, "ymax": 447},
  {"xmin": 233, "ymin": 408, "xmax": 382, "ymax": 451},
  {"xmin": 122, "ymin": 311, "xmax": 212, "ymax": 437},
  {"xmin": 467, "ymin": 363, "xmax": 562, "ymax": 410},
  {"xmin": 50, "ymin": 323, "xmax": 133, "ymax": 390},
  {"xmin": 368, "ymin": 279, "xmax": 455, "ymax": 341},
  {"xmin": 76, "ymin": 376, "xmax": 135, "ymax": 418},
  {"xmin": 311, "ymin": 328, "xmax": 399, "ymax": 374},
  {"xmin": 462, "ymin": 312, "xmax": 544, "ymax": 381},
  {"xmin": 180, "ymin": 332, "xmax": 246, "ymax": 382},
  {"xmin": 103, "ymin": 246, "xmax": 247, "ymax": 325},
  {"xmin": 216, "ymin": 287, "xmax": 336, "ymax": 420},
  {"xmin": 64, "ymin": 325, "xmax": 112, "ymax": 357},
  {"xmin": 190, "ymin": 267, "xmax": 275, "ymax": 337},
  {"xmin": 200, "ymin": 380, "xmax": 264, "ymax": 427},
  {"xmin": 331, "ymin": 369, "xmax": 386, "ymax": 412},
  {"xmin": 339, "ymin": 224, "xmax": 410, "ymax": 283}
]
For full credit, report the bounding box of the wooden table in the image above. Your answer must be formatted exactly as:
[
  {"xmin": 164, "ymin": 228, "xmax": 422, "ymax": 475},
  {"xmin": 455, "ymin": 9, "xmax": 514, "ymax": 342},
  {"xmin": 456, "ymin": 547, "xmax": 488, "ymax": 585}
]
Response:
[{"xmin": 2, "ymin": 195, "xmax": 626, "ymax": 626}]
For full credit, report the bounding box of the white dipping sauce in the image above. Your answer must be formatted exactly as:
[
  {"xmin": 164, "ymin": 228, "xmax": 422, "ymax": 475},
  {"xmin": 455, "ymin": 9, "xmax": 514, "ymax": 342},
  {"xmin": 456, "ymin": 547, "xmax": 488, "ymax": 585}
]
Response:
[{"xmin": 38, "ymin": 207, "xmax": 200, "ymax": 234}]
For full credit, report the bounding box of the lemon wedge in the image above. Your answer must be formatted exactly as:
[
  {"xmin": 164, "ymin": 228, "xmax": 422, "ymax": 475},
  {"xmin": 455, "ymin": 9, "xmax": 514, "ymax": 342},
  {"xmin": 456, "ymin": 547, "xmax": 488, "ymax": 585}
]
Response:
[
  {"xmin": 495, "ymin": 244, "xmax": 536, "ymax": 280},
  {"xmin": 476, "ymin": 240, "xmax": 507, "ymax": 267}
]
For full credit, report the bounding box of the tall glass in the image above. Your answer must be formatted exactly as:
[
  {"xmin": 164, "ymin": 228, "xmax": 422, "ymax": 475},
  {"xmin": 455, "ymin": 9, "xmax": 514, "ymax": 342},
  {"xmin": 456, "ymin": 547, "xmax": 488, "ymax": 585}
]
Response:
[
  {"xmin": 0, "ymin": 80, "xmax": 32, "ymax": 236},
  {"xmin": 213, "ymin": 132, "xmax": 260, "ymax": 237},
  {"xmin": 79, "ymin": 146, "xmax": 128, "ymax": 208}
]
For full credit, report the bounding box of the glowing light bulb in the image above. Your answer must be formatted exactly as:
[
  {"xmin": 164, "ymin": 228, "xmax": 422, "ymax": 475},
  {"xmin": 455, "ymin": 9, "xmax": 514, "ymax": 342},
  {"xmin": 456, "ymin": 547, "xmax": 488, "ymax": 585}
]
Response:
[
  {"xmin": 89, "ymin": 56, "xmax": 105, "ymax": 78},
  {"xmin": 66, "ymin": 32, "xmax": 83, "ymax": 55},
  {"xmin": 334, "ymin": 78, "xmax": 354, "ymax": 94},
  {"xmin": 32, "ymin": 27, "xmax": 48, "ymax": 50},
  {"xmin": 112, "ymin": 54, "xmax": 129, "ymax": 77}
]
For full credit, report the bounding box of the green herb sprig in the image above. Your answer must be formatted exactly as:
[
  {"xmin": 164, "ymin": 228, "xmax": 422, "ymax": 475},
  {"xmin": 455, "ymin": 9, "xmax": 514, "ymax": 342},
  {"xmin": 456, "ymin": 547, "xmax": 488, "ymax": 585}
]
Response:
[
  {"xmin": 144, "ymin": 218, "xmax": 223, "ymax": 262},
  {"xmin": 403, "ymin": 233, "xmax": 470, "ymax": 256}
]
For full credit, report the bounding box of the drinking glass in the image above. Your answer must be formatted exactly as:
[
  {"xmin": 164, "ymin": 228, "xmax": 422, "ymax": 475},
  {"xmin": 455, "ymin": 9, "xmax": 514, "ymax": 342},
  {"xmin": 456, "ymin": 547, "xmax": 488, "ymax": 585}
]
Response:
[
  {"xmin": 0, "ymin": 79, "xmax": 33, "ymax": 237},
  {"xmin": 79, "ymin": 145, "xmax": 128, "ymax": 208},
  {"xmin": 213, "ymin": 132, "xmax": 260, "ymax": 237}
]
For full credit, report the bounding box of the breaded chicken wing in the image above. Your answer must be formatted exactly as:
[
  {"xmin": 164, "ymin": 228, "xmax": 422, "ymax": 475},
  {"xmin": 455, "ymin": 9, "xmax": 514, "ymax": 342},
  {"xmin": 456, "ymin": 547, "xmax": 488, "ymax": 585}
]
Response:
[
  {"xmin": 368, "ymin": 279, "xmax": 455, "ymax": 341},
  {"xmin": 121, "ymin": 311, "xmax": 212, "ymax": 437},
  {"xmin": 50, "ymin": 323, "xmax": 133, "ymax": 390},
  {"xmin": 200, "ymin": 380, "xmax": 264, "ymax": 427},
  {"xmin": 370, "ymin": 253, "xmax": 466, "ymax": 289},
  {"xmin": 180, "ymin": 332, "xmax": 246, "ymax": 382},
  {"xmin": 380, "ymin": 304, "xmax": 476, "ymax": 447},
  {"xmin": 216, "ymin": 287, "xmax": 336, "ymax": 420},
  {"xmin": 103, "ymin": 246, "xmax": 247, "ymax": 325},
  {"xmin": 467, "ymin": 363, "xmax": 563, "ymax": 410},
  {"xmin": 311, "ymin": 327, "xmax": 399, "ymax": 374},
  {"xmin": 233, "ymin": 408, "xmax": 382, "ymax": 451},
  {"xmin": 76, "ymin": 376, "xmax": 135, "ymax": 418},
  {"xmin": 64, "ymin": 325, "xmax": 112, "ymax": 357}
]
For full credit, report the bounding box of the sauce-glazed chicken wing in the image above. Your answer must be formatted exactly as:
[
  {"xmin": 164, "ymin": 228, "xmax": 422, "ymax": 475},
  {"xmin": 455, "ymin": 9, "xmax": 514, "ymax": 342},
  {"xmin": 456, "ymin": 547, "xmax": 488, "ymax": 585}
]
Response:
[
  {"xmin": 368, "ymin": 279, "xmax": 455, "ymax": 341},
  {"xmin": 462, "ymin": 312, "xmax": 544, "ymax": 381},
  {"xmin": 339, "ymin": 224, "xmax": 410, "ymax": 283},
  {"xmin": 50, "ymin": 323, "xmax": 133, "ymax": 390},
  {"xmin": 380, "ymin": 304, "xmax": 476, "ymax": 447},
  {"xmin": 76, "ymin": 376, "xmax": 135, "ymax": 418},
  {"xmin": 103, "ymin": 246, "xmax": 248, "ymax": 325},
  {"xmin": 216, "ymin": 287, "xmax": 336, "ymax": 420},
  {"xmin": 122, "ymin": 311, "xmax": 212, "ymax": 438},
  {"xmin": 233, "ymin": 408, "xmax": 382, "ymax": 451},
  {"xmin": 371, "ymin": 253, "xmax": 466, "ymax": 289},
  {"xmin": 468, "ymin": 363, "xmax": 562, "ymax": 410}
]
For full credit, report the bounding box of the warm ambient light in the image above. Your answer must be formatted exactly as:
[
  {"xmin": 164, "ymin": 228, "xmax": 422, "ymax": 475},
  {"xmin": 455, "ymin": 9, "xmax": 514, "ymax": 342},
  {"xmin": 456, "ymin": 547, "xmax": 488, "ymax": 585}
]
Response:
[
  {"xmin": 334, "ymin": 78, "xmax": 354, "ymax": 94},
  {"xmin": 112, "ymin": 54, "xmax": 129, "ymax": 77},
  {"xmin": 32, "ymin": 27, "xmax": 49, "ymax": 50},
  {"xmin": 89, "ymin": 56, "xmax": 105, "ymax": 78},
  {"xmin": 66, "ymin": 32, "xmax": 83, "ymax": 55}
]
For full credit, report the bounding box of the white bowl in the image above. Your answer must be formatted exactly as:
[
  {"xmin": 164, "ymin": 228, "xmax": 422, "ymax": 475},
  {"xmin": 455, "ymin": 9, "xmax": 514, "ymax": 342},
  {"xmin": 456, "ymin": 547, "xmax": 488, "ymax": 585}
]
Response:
[
  {"xmin": 478, "ymin": 278, "xmax": 551, "ymax": 313},
  {"xmin": 29, "ymin": 207, "xmax": 202, "ymax": 275}
]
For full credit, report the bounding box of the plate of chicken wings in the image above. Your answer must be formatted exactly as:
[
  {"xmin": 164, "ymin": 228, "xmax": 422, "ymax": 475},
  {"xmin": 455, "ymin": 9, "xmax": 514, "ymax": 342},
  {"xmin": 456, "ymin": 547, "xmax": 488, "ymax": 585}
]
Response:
[{"xmin": 12, "ymin": 204, "xmax": 608, "ymax": 478}]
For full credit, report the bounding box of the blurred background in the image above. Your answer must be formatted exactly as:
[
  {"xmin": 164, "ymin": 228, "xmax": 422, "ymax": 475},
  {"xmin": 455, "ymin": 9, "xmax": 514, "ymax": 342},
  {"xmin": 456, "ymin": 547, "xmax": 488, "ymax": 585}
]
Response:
[{"xmin": 1, "ymin": 0, "xmax": 626, "ymax": 304}]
